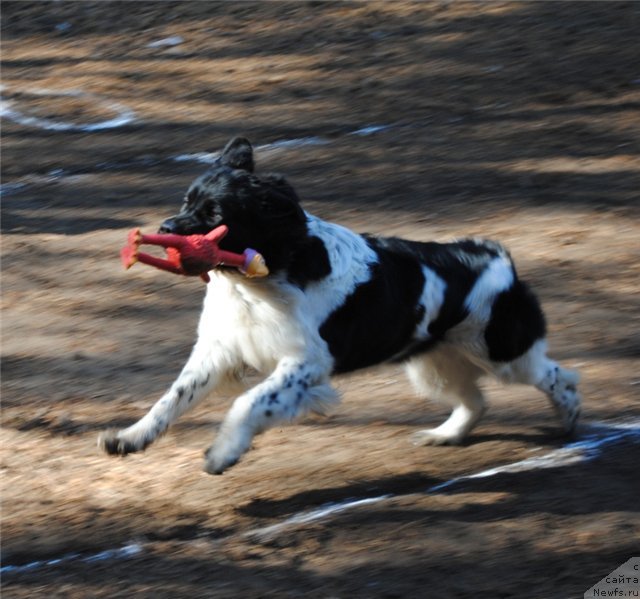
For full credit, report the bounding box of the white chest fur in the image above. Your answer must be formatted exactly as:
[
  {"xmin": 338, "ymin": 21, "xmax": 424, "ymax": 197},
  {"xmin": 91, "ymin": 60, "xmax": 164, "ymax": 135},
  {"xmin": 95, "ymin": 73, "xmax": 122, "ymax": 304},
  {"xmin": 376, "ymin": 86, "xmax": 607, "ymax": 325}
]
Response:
[{"xmin": 199, "ymin": 273, "xmax": 308, "ymax": 372}]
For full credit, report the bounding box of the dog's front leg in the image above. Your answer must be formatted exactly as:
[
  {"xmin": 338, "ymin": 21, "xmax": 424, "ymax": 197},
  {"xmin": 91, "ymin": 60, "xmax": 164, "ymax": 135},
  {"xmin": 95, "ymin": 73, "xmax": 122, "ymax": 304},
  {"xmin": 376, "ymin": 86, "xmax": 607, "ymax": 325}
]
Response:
[
  {"xmin": 204, "ymin": 357, "xmax": 337, "ymax": 475},
  {"xmin": 99, "ymin": 342, "xmax": 230, "ymax": 456}
]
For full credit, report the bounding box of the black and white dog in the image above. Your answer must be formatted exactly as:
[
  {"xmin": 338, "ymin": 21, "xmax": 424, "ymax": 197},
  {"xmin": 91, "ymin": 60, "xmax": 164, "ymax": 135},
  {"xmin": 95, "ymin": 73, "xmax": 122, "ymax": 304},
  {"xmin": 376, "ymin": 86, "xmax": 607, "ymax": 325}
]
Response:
[{"xmin": 100, "ymin": 137, "xmax": 581, "ymax": 474}]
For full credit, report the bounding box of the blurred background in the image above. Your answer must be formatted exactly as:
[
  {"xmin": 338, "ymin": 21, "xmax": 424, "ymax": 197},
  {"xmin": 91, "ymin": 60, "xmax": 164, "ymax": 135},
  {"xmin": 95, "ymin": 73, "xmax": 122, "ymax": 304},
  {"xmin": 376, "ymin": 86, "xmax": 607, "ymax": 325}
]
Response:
[{"xmin": 2, "ymin": 2, "xmax": 639, "ymax": 597}]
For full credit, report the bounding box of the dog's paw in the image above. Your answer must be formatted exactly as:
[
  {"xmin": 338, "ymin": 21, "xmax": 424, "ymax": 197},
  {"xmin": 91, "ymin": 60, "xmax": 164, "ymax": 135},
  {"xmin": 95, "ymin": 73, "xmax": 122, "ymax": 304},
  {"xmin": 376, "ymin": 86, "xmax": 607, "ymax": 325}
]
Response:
[
  {"xmin": 411, "ymin": 429, "xmax": 463, "ymax": 447},
  {"xmin": 203, "ymin": 445, "xmax": 241, "ymax": 475},
  {"xmin": 98, "ymin": 430, "xmax": 142, "ymax": 456},
  {"xmin": 203, "ymin": 424, "xmax": 253, "ymax": 475},
  {"xmin": 556, "ymin": 394, "xmax": 581, "ymax": 435},
  {"xmin": 552, "ymin": 381, "xmax": 581, "ymax": 434}
]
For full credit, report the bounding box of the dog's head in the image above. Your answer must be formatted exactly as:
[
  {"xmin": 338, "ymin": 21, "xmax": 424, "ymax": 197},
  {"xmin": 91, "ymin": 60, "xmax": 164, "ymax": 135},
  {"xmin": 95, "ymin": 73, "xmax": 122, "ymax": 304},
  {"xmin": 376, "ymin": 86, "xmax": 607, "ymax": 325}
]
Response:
[{"xmin": 159, "ymin": 137, "xmax": 309, "ymax": 273}]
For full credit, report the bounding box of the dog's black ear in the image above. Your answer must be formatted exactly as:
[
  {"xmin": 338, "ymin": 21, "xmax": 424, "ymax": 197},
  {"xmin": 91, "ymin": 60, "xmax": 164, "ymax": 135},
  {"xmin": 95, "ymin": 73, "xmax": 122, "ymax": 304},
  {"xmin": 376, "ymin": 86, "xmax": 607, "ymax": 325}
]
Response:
[{"xmin": 219, "ymin": 136, "xmax": 254, "ymax": 172}]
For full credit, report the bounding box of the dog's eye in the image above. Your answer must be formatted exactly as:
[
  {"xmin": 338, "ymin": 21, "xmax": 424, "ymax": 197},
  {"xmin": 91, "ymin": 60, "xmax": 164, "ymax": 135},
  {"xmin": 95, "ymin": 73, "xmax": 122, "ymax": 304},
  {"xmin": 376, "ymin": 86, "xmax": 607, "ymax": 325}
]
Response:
[{"xmin": 205, "ymin": 203, "xmax": 222, "ymax": 221}]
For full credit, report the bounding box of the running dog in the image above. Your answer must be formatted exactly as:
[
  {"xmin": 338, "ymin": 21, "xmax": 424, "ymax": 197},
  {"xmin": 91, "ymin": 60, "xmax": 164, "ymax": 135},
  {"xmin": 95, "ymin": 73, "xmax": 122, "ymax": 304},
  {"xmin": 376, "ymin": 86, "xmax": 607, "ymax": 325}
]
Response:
[{"xmin": 99, "ymin": 136, "xmax": 581, "ymax": 474}]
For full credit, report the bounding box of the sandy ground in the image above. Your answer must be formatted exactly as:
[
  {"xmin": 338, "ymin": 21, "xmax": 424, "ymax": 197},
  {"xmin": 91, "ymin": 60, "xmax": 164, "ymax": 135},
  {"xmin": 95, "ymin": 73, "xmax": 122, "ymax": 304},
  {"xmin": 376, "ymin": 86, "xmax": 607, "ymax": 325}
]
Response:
[{"xmin": 1, "ymin": 2, "xmax": 639, "ymax": 598}]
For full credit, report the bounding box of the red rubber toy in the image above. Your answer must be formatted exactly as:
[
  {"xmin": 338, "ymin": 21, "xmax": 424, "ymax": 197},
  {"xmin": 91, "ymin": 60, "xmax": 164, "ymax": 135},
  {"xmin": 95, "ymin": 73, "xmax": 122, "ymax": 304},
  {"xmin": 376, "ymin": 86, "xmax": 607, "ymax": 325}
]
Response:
[{"xmin": 120, "ymin": 225, "xmax": 269, "ymax": 283}]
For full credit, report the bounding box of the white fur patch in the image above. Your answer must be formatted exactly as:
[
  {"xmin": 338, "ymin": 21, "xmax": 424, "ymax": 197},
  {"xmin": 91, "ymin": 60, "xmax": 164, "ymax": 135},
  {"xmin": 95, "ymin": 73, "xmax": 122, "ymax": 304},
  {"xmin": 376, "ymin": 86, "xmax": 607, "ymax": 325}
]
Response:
[
  {"xmin": 413, "ymin": 265, "xmax": 447, "ymax": 340},
  {"xmin": 303, "ymin": 213, "xmax": 378, "ymax": 325},
  {"xmin": 464, "ymin": 256, "xmax": 514, "ymax": 319}
]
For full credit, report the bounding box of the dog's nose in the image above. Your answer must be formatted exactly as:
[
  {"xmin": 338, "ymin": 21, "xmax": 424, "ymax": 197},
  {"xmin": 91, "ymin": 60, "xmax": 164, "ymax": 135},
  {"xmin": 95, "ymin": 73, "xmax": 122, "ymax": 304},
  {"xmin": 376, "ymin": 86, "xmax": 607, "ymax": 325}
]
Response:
[{"xmin": 158, "ymin": 218, "xmax": 178, "ymax": 234}]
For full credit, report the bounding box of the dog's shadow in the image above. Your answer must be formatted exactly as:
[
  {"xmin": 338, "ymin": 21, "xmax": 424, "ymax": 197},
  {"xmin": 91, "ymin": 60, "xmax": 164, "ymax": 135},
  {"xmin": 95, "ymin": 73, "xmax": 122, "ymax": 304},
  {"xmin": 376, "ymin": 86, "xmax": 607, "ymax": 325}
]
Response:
[
  {"xmin": 238, "ymin": 426, "xmax": 578, "ymax": 521},
  {"xmin": 462, "ymin": 425, "xmax": 574, "ymax": 446},
  {"xmin": 237, "ymin": 471, "xmax": 442, "ymax": 519}
]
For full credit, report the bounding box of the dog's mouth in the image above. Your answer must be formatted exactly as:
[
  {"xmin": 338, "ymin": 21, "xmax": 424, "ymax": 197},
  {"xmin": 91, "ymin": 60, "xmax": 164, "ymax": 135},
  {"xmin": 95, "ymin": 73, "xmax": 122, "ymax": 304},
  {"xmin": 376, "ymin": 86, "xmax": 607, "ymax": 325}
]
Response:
[{"xmin": 157, "ymin": 216, "xmax": 218, "ymax": 237}]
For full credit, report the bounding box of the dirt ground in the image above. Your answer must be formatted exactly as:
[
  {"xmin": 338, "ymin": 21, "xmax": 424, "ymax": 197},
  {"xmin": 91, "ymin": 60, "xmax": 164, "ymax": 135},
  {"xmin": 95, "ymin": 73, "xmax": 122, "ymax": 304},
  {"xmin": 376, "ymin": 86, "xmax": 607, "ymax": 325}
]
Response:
[{"xmin": 1, "ymin": 2, "xmax": 639, "ymax": 597}]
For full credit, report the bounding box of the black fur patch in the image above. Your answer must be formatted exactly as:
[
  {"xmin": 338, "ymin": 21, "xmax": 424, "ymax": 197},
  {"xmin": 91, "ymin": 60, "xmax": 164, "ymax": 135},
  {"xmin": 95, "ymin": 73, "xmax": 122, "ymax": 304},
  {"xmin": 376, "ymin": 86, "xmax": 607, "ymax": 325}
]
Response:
[
  {"xmin": 485, "ymin": 279, "xmax": 546, "ymax": 362},
  {"xmin": 364, "ymin": 237, "xmax": 508, "ymax": 362},
  {"xmin": 288, "ymin": 235, "xmax": 332, "ymax": 288},
  {"xmin": 268, "ymin": 392, "xmax": 280, "ymax": 405},
  {"xmin": 414, "ymin": 238, "xmax": 506, "ymax": 339},
  {"xmin": 320, "ymin": 243, "xmax": 426, "ymax": 373}
]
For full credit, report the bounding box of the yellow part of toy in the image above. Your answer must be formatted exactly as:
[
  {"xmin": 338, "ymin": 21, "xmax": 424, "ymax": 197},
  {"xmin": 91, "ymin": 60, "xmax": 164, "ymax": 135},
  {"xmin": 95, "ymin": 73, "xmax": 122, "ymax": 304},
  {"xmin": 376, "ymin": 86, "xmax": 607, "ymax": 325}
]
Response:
[{"xmin": 245, "ymin": 253, "xmax": 269, "ymax": 278}]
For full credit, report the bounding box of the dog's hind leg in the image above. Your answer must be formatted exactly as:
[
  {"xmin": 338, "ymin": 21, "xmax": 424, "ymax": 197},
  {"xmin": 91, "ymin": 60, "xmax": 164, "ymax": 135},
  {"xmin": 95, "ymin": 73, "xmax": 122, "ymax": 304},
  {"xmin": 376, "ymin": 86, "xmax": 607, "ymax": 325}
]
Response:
[
  {"xmin": 204, "ymin": 357, "xmax": 338, "ymax": 474},
  {"xmin": 99, "ymin": 342, "xmax": 228, "ymax": 456},
  {"xmin": 493, "ymin": 339, "xmax": 581, "ymax": 434},
  {"xmin": 407, "ymin": 347, "xmax": 486, "ymax": 446}
]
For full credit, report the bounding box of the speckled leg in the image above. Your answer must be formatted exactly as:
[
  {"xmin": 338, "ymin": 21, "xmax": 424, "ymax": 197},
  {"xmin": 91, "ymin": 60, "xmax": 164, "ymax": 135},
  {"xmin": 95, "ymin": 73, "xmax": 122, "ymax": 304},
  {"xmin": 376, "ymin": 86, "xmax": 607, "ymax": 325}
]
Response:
[
  {"xmin": 204, "ymin": 358, "xmax": 338, "ymax": 474},
  {"xmin": 98, "ymin": 343, "xmax": 222, "ymax": 455}
]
